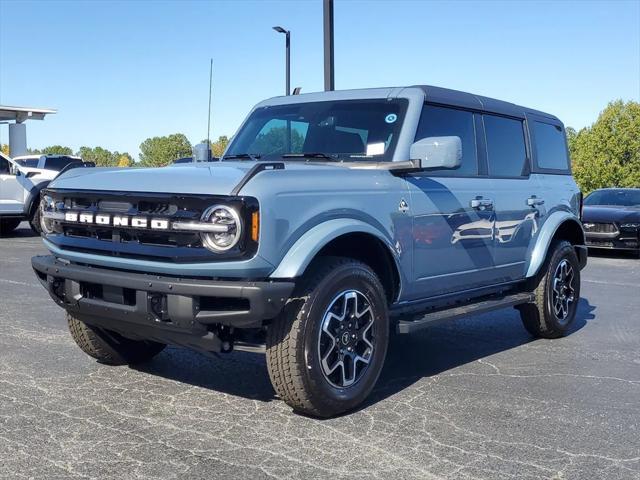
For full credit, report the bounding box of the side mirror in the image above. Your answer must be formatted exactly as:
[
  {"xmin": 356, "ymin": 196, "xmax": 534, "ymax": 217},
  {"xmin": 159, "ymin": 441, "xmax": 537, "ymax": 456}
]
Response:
[{"xmin": 410, "ymin": 136, "xmax": 462, "ymax": 170}]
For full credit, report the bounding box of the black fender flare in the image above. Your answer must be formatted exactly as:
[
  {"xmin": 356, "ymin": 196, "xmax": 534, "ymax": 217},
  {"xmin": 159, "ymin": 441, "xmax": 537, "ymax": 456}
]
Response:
[{"xmin": 24, "ymin": 181, "xmax": 50, "ymax": 218}]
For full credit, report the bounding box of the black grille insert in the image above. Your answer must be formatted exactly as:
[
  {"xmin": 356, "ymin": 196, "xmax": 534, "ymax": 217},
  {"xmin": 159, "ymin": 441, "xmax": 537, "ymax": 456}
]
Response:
[{"xmin": 43, "ymin": 189, "xmax": 259, "ymax": 262}]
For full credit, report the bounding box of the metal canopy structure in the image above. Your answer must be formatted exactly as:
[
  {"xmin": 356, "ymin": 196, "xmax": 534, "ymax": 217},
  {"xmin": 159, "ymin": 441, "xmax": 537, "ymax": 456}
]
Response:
[
  {"xmin": 0, "ymin": 105, "xmax": 56, "ymax": 156},
  {"xmin": 0, "ymin": 105, "xmax": 57, "ymax": 122}
]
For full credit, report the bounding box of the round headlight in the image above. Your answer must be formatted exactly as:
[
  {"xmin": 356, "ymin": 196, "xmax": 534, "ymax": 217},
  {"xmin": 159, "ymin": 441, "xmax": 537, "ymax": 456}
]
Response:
[
  {"xmin": 39, "ymin": 195, "xmax": 57, "ymax": 235},
  {"xmin": 200, "ymin": 205, "xmax": 242, "ymax": 252}
]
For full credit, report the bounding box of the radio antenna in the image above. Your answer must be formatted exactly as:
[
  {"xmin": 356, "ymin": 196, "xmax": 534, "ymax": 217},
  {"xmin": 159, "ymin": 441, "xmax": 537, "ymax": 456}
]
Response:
[{"xmin": 206, "ymin": 58, "xmax": 213, "ymax": 159}]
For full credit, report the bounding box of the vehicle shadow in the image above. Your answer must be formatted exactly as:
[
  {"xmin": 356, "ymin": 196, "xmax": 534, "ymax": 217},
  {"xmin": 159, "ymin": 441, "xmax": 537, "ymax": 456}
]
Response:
[
  {"xmin": 0, "ymin": 222, "xmax": 39, "ymax": 238},
  {"xmin": 366, "ymin": 297, "xmax": 596, "ymax": 410},
  {"xmin": 132, "ymin": 297, "xmax": 597, "ymax": 413}
]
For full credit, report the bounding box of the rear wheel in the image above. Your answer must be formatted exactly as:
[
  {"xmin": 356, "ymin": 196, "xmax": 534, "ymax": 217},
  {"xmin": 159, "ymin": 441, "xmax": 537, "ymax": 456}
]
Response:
[
  {"xmin": 266, "ymin": 257, "xmax": 389, "ymax": 417},
  {"xmin": 0, "ymin": 218, "xmax": 21, "ymax": 236},
  {"xmin": 67, "ymin": 313, "xmax": 166, "ymax": 365},
  {"xmin": 518, "ymin": 241, "xmax": 580, "ymax": 338}
]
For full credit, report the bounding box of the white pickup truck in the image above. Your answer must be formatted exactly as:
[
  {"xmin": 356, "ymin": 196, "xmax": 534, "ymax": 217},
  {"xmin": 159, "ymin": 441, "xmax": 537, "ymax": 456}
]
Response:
[{"xmin": 0, "ymin": 152, "xmax": 90, "ymax": 234}]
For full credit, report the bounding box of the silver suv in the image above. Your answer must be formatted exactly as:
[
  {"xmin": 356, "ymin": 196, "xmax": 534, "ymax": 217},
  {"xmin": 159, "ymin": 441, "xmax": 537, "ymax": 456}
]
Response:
[{"xmin": 32, "ymin": 86, "xmax": 586, "ymax": 417}]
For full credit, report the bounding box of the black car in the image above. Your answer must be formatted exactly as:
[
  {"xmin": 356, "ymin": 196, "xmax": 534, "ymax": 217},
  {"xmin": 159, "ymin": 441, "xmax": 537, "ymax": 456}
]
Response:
[{"xmin": 582, "ymin": 188, "xmax": 640, "ymax": 255}]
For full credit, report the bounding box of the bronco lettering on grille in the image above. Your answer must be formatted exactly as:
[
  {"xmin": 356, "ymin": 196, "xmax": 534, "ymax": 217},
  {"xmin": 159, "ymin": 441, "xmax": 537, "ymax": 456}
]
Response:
[{"xmin": 64, "ymin": 212, "xmax": 169, "ymax": 230}]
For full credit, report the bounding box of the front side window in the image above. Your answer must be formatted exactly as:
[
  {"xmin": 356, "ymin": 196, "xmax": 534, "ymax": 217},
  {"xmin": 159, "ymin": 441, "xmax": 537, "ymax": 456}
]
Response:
[
  {"xmin": 484, "ymin": 115, "xmax": 527, "ymax": 177},
  {"xmin": 533, "ymin": 121, "xmax": 569, "ymax": 171},
  {"xmin": 414, "ymin": 105, "xmax": 478, "ymax": 176},
  {"xmin": 226, "ymin": 99, "xmax": 408, "ymax": 162}
]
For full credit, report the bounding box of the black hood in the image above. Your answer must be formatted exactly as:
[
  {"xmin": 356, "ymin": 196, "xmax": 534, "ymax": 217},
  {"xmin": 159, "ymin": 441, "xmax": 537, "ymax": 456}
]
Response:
[{"xmin": 582, "ymin": 205, "xmax": 640, "ymax": 223}]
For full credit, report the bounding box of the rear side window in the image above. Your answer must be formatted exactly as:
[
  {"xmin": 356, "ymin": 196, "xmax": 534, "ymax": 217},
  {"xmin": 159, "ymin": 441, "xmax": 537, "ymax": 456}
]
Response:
[
  {"xmin": 414, "ymin": 105, "xmax": 477, "ymax": 176},
  {"xmin": 533, "ymin": 121, "xmax": 569, "ymax": 171},
  {"xmin": 0, "ymin": 156, "xmax": 9, "ymax": 173},
  {"xmin": 42, "ymin": 156, "xmax": 80, "ymax": 171},
  {"xmin": 484, "ymin": 115, "xmax": 527, "ymax": 177}
]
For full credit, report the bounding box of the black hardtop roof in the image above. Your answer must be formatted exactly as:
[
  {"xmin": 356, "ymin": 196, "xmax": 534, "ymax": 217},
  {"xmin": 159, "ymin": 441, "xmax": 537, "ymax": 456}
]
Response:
[{"xmin": 413, "ymin": 85, "xmax": 561, "ymax": 123}]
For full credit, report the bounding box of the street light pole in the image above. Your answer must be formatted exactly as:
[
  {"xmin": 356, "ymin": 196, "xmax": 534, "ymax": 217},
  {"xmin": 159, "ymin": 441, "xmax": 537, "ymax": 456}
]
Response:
[
  {"xmin": 323, "ymin": 0, "xmax": 334, "ymax": 91},
  {"xmin": 273, "ymin": 26, "xmax": 291, "ymax": 96}
]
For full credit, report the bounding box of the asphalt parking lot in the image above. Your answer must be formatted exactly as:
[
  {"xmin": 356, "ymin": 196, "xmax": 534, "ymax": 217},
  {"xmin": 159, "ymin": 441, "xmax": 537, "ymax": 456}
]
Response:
[{"xmin": 1, "ymin": 223, "xmax": 639, "ymax": 480}]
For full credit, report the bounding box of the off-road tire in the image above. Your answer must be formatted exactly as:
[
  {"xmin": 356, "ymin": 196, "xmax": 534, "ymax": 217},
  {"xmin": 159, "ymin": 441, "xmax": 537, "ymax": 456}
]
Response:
[
  {"xmin": 0, "ymin": 218, "xmax": 21, "ymax": 236},
  {"xmin": 67, "ymin": 313, "xmax": 166, "ymax": 365},
  {"xmin": 518, "ymin": 241, "xmax": 580, "ymax": 339},
  {"xmin": 266, "ymin": 257, "xmax": 389, "ymax": 417}
]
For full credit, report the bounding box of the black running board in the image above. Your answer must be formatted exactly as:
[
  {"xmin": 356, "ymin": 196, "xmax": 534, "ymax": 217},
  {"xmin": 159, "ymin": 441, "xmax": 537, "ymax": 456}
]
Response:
[{"xmin": 396, "ymin": 292, "xmax": 534, "ymax": 334}]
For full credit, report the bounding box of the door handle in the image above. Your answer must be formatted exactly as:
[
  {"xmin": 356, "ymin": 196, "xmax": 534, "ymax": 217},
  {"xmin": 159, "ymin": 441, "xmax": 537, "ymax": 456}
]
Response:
[
  {"xmin": 470, "ymin": 197, "xmax": 494, "ymax": 210},
  {"xmin": 527, "ymin": 196, "xmax": 545, "ymax": 207}
]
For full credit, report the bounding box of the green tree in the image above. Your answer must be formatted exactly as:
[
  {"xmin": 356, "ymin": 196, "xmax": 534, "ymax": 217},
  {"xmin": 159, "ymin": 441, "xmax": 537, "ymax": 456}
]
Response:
[
  {"xmin": 0, "ymin": 144, "xmax": 8, "ymax": 156},
  {"xmin": 41, "ymin": 145, "xmax": 73, "ymax": 155},
  {"xmin": 139, "ymin": 134, "xmax": 192, "ymax": 167},
  {"xmin": 117, "ymin": 153, "xmax": 134, "ymax": 167},
  {"xmin": 569, "ymin": 100, "xmax": 640, "ymax": 194},
  {"xmin": 77, "ymin": 146, "xmax": 133, "ymax": 167},
  {"xmin": 210, "ymin": 135, "xmax": 229, "ymax": 158}
]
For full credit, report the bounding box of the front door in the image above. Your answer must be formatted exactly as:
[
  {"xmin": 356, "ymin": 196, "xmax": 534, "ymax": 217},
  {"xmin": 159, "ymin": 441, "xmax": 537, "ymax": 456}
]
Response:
[
  {"xmin": 407, "ymin": 176, "xmax": 497, "ymax": 299},
  {"xmin": 406, "ymin": 104, "xmax": 501, "ymax": 301},
  {"xmin": 0, "ymin": 156, "xmax": 24, "ymax": 214}
]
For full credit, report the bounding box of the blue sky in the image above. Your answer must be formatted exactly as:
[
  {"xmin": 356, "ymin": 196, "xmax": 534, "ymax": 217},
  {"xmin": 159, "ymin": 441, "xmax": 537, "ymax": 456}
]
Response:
[{"xmin": 0, "ymin": 0, "xmax": 638, "ymax": 159}]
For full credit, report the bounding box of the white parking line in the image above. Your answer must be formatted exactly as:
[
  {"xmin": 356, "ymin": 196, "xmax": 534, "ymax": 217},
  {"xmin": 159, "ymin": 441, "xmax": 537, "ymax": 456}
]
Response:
[
  {"xmin": 0, "ymin": 278, "xmax": 39, "ymax": 288},
  {"xmin": 583, "ymin": 279, "xmax": 638, "ymax": 288}
]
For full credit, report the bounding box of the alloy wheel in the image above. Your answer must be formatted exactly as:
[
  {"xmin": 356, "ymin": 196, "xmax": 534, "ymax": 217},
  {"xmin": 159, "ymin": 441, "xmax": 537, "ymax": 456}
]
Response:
[
  {"xmin": 318, "ymin": 290, "xmax": 375, "ymax": 388},
  {"xmin": 551, "ymin": 259, "xmax": 576, "ymax": 322}
]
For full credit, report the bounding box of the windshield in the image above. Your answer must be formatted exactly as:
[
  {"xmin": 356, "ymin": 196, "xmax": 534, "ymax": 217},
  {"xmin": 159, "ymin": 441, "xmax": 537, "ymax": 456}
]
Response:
[
  {"xmin": 226, "ymin": 99, "xmax": 408, "ymax": 162},
  {"xmin": 584, "ymin": 189, "xmax": 640, "ymax": 207}
]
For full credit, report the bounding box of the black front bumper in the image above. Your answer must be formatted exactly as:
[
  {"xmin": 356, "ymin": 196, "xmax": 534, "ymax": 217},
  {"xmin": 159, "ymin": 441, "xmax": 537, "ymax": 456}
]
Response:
[
  {"xmin": 32, "ymin": 255, "xmax": 294, "ymax": 351},
  {"xmin": 585, "ymin": 233, "xmax": 640, "ymax": 251}
]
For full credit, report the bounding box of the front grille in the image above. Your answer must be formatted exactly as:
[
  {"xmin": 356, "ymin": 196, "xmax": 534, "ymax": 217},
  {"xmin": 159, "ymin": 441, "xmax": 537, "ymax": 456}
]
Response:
[
  {"xmin": 43, "ymin": 189, "xmax": 258, "ymax": 262},
  {"xmin": 583, "ymin": 222, "xmax": 618, "ymax": 234}
]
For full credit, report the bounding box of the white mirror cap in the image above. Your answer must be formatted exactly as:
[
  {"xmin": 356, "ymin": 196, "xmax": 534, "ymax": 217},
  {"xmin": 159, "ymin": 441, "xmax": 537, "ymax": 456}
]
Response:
[{"xmin": 410, "ymin": 136, "xmax": 462, "ymax": 169}]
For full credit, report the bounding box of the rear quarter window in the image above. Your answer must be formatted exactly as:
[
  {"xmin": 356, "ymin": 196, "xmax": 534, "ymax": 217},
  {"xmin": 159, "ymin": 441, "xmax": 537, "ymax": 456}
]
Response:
[{"xmin": 533, "ymin": 121, "xmax": 569, "ymax": 171}]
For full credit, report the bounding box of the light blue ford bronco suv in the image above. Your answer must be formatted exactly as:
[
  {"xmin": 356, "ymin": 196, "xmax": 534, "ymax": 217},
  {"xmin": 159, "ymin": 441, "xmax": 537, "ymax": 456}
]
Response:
[{"xmin": 32, "ymin": 86, "xmax": 586, "ymax": 417}]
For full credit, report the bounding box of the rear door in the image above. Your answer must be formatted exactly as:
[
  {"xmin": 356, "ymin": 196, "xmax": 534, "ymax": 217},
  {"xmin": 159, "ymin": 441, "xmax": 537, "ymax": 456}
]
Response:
[
  {"xmin": 406, "ymin": 104, "xmax": 500, "ymax": 300},
  {"xmin": 482, "ymin": 114, "xmax": 540, "ymax": 282}
]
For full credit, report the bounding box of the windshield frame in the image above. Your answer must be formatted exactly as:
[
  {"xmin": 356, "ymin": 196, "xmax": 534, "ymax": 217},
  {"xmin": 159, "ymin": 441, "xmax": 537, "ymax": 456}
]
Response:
[{"xmin": 225, "ymin": 97, "xmax": 410, "ymax": 164}]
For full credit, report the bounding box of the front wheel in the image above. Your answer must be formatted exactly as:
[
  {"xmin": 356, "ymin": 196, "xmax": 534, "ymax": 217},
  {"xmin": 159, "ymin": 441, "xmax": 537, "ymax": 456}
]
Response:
[
  {"xmin": 518, "ymin": 241, "xmax": 581, "ymax": 339},
  {"xmin": 67, "ymin": 313, "xmax": 166, "ymax": 365},
  {"xmin": 266, "ymin": 257, "xmax": 389, "ymax": 417}
]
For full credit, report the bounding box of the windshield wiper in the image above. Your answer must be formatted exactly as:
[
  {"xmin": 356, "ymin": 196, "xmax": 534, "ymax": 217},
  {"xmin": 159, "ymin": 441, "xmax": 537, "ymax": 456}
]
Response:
[
  {"xmin": 281, "ymin": 152, "xmax": 339, "ymax": 161},
  {"xmin": 222, "ymin": 153, "xmax": 261, "ymax": 161}
]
